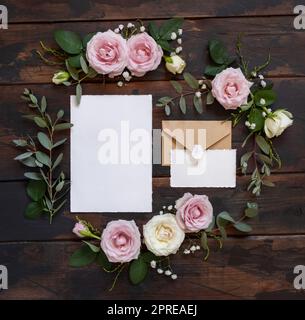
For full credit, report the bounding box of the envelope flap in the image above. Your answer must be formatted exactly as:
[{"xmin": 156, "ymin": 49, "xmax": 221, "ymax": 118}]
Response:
[{"xmin": 162, "ymin": 120, "xmax": 231, "ymax": 150}]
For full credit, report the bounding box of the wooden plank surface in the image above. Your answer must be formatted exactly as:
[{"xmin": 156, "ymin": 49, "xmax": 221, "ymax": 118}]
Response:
[
  {"xmin": 0, "ymin": 0, "xmax": 304, "ymax": 300},
  {"xmin": 2, "ymin": 0, "xmax": 299, "ymax": 23},
  {"xmin": 0, "ymin": 236, "xmax": 305, "ymax": 300},
  {"xmin": 0, "ymin": 174, "xmax": 304, "ymax": 242},
  {"xmin": 1, "ymin": 16, "xmax": 305, "ymax": 85}
]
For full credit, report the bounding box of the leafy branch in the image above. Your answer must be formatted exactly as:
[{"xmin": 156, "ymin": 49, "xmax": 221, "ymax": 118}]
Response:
[{"xmin": 13, "ymin": 89, "xmax": 73, "ymax": 223}]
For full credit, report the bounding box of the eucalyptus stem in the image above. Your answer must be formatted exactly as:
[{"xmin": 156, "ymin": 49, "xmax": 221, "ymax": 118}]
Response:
[{"xmin": 109, "ymin": 264, "xmax": 125, "ymax": 292}]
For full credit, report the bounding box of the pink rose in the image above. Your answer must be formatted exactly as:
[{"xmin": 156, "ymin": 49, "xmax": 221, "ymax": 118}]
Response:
[
  {"xmin": 211, "ymin": 67, "xmax": 253, "ymax": 110},
  {"xmin": 127, "ymin": 32, "xmax": 163, "ymax": 77},
  {"xmin": 86, "ymin": 30, "xmax": 127, "ymax": 78},
  {"xmin": 175, "ymin": 193, "xmax": 213, "ymax": 233},
  {"xmin": 101, "ymin": 220, "xmax": 141, "ymax": 263},
  {"xmin": 72, "ymin": 222, "xmax": 88, "ymax": 238}
]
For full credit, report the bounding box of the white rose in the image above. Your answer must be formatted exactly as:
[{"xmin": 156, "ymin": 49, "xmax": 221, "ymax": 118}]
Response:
[
  {"xmin": 143, "ymin": 214, "xmax": 185, "ymax": 256},
  {"xmin": 165, "ymin": 55, "xmax": 186, "ymax": 75},
  {"xmin": 264, "ymin": 109, "xmax": 293, "ymax": 138}
]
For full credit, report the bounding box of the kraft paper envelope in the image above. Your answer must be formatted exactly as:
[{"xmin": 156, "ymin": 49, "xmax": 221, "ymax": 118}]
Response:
[
  {"xmin": 162, "ymin": 120, "xmax": 232, "ymax": 166},
  {"xmin": 70, "ymin": 95, "xmax": 152, "ymax": 213}
]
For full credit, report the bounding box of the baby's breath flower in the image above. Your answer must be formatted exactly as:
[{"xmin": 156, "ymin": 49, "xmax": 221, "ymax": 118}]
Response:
[
  {"xmin": 262, "ymin": 111, "xmax": 267, "ymax": 117},
  {"xmin": 127, "ymin": 22, "xmax": 134, "ymax": 28},
  {"xmin": 150, "ymin": 260, "xmax": 156, "ymax": 268},
  {"xmin": 171, "ymin": 274, "xmax": 178, "ymax": 280},
  {"xmin": 168, "ymin": 205, "xmax": 173, "ymax": 210},
  {"xmin": 159, "ymin": 210, "xmax": 163, "ymax": 215},
  {"xmin": 140, "ymin": 26, "xmax": 145, "ymax": 32},
  {"xmin": 198, "ymin": 79, "xmax": 204, "ymax": 85},
  {"xmin": 261, "ymin": 80, "xmax": 266, "ymax": 88},
  {"xmin": 250, "ymin": 123, "xmax": 256, "ymax": 130},
  {"xmin": 260, "ymin": 98, "xmax": 266, "ymax": 105},
  {"xmin": 259, "ymin": 74, "xmax": 264, "ymax": 80},
  {"xmin": 165, "ymin": 270, "xmax": 172, "ymax": 276},
  {"xmin": 157, "ymin": 268, "xmax": 164, "ymax": 274},
  {"xmin": 190, "ymin": 245, "xmax": 196, "ymax": 252},
  {"xmin": 117, "ymin": 81, "xmax": 123, "ymax": 87},
  {"xmin": 178, "ymin": 28, "xmax": 183, "ymax": 35},
  {"xmin": 196, "ymin": 245, "xmax": 200, "ymax": 250},
  {"xmin": 118, "ymin": 24, "xmax": 124, "ymax": 30},
  {"xmin": 177, "ymin": 38, "xmax": 182, "ymax": 44},
  {"xmin": 114, "ymin": 28, "xmax": 120, "ymax": 34},
  {"xmin": 251, "ymin": 71, "xmax": 257, "ymax": 77},
  {"xmin": 195, "ymin": 91, "xmax": 202, "ymax": 98},
  {"xmin": 201, "ymin": 84, "xmax": 207, "ymax": 90},
  {"xmin": 245, "ymin": 121, "xmax": 250, "ymax": 127},
  {"xmin": 171, "ymin": 32, "xmax": 177, "ymax": 40}
]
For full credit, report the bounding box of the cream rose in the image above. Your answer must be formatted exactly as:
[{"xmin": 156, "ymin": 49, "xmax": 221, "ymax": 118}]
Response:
[
  {"xmin": 143, "ymin": 214, "xmax": 185, "ymax": 256},
  {"xmin": 165, "ymin": 55, "xmax": 186, "ymax": 75},
  {"xmin": 264, "ymin": 109, "xmax": 293, "ymax": 138}
]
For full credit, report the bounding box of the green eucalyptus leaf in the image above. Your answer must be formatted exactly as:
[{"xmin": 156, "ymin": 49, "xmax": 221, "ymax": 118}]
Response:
[
  {"xmin": 69, "ymin": 245, "xmax": 97, "ymax": 267},
  {"xmin": 13, "ymin": 139, "xmax": 27, "ymax": 147},
  {"xmin": 200, "ymin": 232, "xmax": 208, "ymax": 250},
  {"xmin": 262, "ymin": 179, "xmax": 275, "ymax": 187},
  {"xmin": 40, "ymin": 96, "xmax": 47, "ymax": 112},
  {"xmin": 24, "ymin": 172, "xmax": 42, "ymax": 180},
  {"xmin": 55, "ymin": 180, "xmax": 65, "ymax": 192},
  {"xmin": 37, "ymin": 132, "xmax": 52, "ymax": 150},
  {"xmin": 52, "ymin": 153, "xmax": 63, "ymax": 170},
  {"xmin": 217, "ymin": 211, "xmax": 235, "ymax": 227},
  {"xmin": 57, "ymin": 110, "xmax": 64, "ymax": 119},
  {"xmin": 129, "ymin": 257, "xmax": 148, "ymax": 285},
  {"xmin": 80, "ymin": 55, "xmax": 89, "ymax": 74},
  {"xmin": 24, "ymin": 201, "xmax": 43, "ymax": 219},
  {"xmin": 65, "ymin": 59, "xmax": 79, "ymax": 80},
  {"xmin": 26, "ymin": 180, "xmax": 46, "ymax": 201},
  {"xmin": 54, "ymin": 30, "xmax": 82, "ymax": 54},
  {"xmin": 170, "ymin": 80, "xmax": 182, "ymax": 94},
  {"xmin": 14, "ymin": 152, "xmax": 33, "ymax": 161},
  {"xmin": 255, "ymin": 135, "xmax": 270, "ymax": 155},
  {"xmin": 52, "ymin": 138, "xmax": 67, "ymax": 149},
  {"xmin": 35, "ymin": 151, "xmax": 51, "ymax": 167},
  {"xmin": 165, "ymin": 104, "xmax": 171, "ymax": 116},
  {"xmin": 206, "ymin": 92, "xmax": 214, "ymax": 105},
  {"xmin": 21, "ymin": 156, "xmax": 37, "ymax": 168},
  {"xmin": 193, "ymin": 95, "xmax": 203, "ymax": 114},
  {"xmin": 179, "ymin": 96, "xmax": 187, "ymax": 114},
  {"xmin": 34, "ymin": 117, "xmax": 47, "ymax": 128},
  {"xmin": 157, "ymin": 39, "xmax": 172, "ymax": 52},
  {"xmin": 234, "ymin": 222, "xmax": 252, "ymax": 233},
  {"xmin": 76, "ymin": 83, "xmax": 82, "ymax": 105},
  {"xmin": 54, "ymin": 123, "xmax": 73, "ymax": 131},
  {"xmin": 82, "ymin": 241, "xmax": 100, "ymax": 253},
  {"xmin": 183, "ymin": 72, "xmax": 199, "ymax": 89}
]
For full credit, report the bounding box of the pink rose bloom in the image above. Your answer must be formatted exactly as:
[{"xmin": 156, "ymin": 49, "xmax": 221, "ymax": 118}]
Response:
[
  {"xmin": 175, "ymin": 193, "xmax": 213, "ymax": 233},
  {"xmin": 72, "ymin": 222, "xmax": 88, "ymax": 238},
  {"xmin": 127, "ymin": 32, "xmax": 163, "ymax": 77},
  {"xmin": 86, "ymin": 30, "xmax": 127, "ymax": 78},
  {"xmin": 211, "ymin": 67, "xmax": 253, "ymax": 110},
  {"xmin": 101, "ymin": 220, "xmax": 141, "ymax": 263}
]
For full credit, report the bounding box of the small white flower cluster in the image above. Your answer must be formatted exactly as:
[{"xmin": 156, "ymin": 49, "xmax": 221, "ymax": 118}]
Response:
[
  {"xmin": 183, "ymin": 245, "xmax": 201, "ymax": 254},
  {"xmin": 122, "ymin": 71, "xmax": 132, "ymax": 81},
  {"xmin": 114, "ymin": 24, "xmax": 124, "ymax": 33},
  {"xmin": 150, "ymin": 260, "xmax": 177, "ymax": 280},
  {"xmin": 245, "ymin": 121, "xmax": 256, "ymax": 130},
  {"xmin": 160, "ymin": 205, "xmax": 174, "ymax": 215},
  {"xmin": 114, "ymin": 23, "xmax": 145, "ymax": 34},
  {"xmin": 169, "ymin": 29, "xmax": 183, "ymax": 55},
  {"xmin": 251, "ymin": 72, "xmax": 267, "ymax": 88}
]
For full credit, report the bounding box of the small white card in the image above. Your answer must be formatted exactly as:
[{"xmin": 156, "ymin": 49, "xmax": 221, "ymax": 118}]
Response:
[
  {"xmin": 70, "ymin": 95, "xmax": 152, "ymax": 212},
  {"xmin": 170, "ymin": 149, "xmax": 236, "ymax": 188}
]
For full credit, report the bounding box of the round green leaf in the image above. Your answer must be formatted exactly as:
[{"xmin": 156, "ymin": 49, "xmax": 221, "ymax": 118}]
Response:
[
  {"xmin": 129, "ymin": 258, "xmax": 148, "ymax": 285},
  {"xmin": 27, "ymin": 180, "xmax": 47, "ymax": 201},
  {"xmin": 254, "ymin": 89, "xmax": 276, "ymax": 107},
  {"xmin": 69, "ymin": 245, "xmax": 97, "ymax": 267},
  {"xmin": 37, "ymin": 132, "xmax": 52, "ymax": 150},
  {"xmin": 24, "ymin": 201, "xmax": 43, "ymax": 219},
  {"xmin": 96, "ymin": 250, "xmax": 113, "ymax": 271},
  {"xmin": 82, "ymin": 32, "xmax": 96, "ymax": 48},
  {"xmin": 67, "ymin": 54, "xmax": 82, "ymax": 68},
  {"xmin": 35, "ymin": 151, "xmax": 51, "ymax": 167},
  {"xmin": 54, "ymin": 30, "xmax": 82, "ymax": 54},
  {"xmin": 209, "ymin": 39, "xmax": 228, "ymax": 65},
  {"xmin": 245, "ymin": 208, "xmax": 258, "ymax": 218}
]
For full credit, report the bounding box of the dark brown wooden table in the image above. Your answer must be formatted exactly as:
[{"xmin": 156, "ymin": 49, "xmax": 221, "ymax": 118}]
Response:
[{"xmin": 0, "ymin": 0, "xmax": 305, "ymax": 300}]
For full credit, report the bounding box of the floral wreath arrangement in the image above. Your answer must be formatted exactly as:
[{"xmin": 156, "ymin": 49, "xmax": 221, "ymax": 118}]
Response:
[{"xmin": 12, "ymin": 19, "xmax": 294, "ymax": 289}]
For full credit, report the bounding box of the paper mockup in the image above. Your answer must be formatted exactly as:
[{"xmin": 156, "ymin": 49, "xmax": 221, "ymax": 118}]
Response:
[
  {"xmin": 70, "ymin": 95, "xmax": 152, "ymax": 212},
  {"xmin": 170, "ymin": 149, "xmax": 236, "ymax": 188}
]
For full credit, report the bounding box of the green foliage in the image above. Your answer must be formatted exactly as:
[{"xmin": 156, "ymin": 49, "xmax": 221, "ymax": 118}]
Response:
[
  {"xmin": 54, "ymin": 30, "xmax": 83, "ymax": 54},
  {"xmin": 69, "ymin": 245, "xmax": 97, "ymax": 267},
  {"xmin": 129, "ymin": 256, "xmax": 149, "ymax": 285},
  {"xmin": 13, "ymin": 89, "xmax": 73, "ymax": 223}
]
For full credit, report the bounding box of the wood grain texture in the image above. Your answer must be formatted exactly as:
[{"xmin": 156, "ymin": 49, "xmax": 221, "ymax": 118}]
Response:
[
  {"xmin": 2, "ymin": 0, "xmax": 299, "ymax": 23},
  {"xmin": 0, "ymin": 16, "xmax": 305, "ymax": 85},
  {"xmin": 0, "ymin": 236, "xmax": 305, "ymax": 300},
  {"xmin": 0, "ymin": 173, "xmax": 304, "ymax": 241}
]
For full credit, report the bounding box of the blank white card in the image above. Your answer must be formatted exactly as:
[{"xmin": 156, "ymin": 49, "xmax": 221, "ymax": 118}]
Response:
[{"xmin": 70, "ymin": 95, "xmax": 152, "ymax": 212}]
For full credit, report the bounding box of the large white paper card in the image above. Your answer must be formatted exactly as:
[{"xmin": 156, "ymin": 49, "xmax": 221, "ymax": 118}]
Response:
[
  {"xmin": 71, "ymin": 95, "xmax": 152, "ymax": 212},
  {"xmin": 170, "ymin": 149, "xmax": 236, "ymax": 188}
]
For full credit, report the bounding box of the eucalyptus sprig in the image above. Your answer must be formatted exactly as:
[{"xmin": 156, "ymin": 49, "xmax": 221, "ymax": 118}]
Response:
[
  {"xmin": 13, "ymin": 89, "xmax": 73, "ymax": 223},
  {"xmin": 157, "ymin": 72, "xmax": 214, "ymax": 115}
]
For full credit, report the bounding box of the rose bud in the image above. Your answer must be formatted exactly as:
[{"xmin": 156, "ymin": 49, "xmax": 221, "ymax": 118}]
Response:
[
  {"xmin": 165, "ymin": 55, "xmax": 186, "ymax": 75},
  {"xmin": 52, "ymin": 71, "xmax": 70, "ymax": 85}
]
